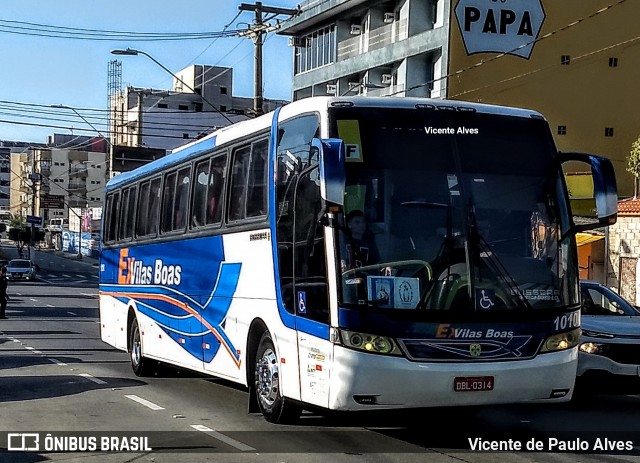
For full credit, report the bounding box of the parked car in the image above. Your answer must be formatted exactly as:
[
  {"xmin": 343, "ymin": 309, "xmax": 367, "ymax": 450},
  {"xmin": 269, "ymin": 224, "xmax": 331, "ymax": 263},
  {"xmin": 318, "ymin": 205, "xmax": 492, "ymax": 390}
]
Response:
[
  {"xmin": 6, "ymin": 259, "xmax": 38, "ymax": 281},
  {"xmin": 577, "ymin": 280, "xmax": 640, "ymax": 390}
]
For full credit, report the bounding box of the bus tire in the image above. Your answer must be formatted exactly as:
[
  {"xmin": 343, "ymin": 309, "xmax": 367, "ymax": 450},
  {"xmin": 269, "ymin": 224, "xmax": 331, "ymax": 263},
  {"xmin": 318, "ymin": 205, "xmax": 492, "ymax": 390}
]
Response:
[
  {"xmin": 129, "ymin": 317, "xmax": 154, "ymax": 377},
  {"xmin": 254, "ymin": 332, "xmax": 301, "ymax": 424}
]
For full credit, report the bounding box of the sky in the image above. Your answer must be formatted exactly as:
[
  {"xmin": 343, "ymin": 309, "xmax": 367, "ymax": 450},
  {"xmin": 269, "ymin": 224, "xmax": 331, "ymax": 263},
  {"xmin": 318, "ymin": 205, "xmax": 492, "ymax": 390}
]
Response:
[{"xmin": 0, "ymin": 0, "xmax": 300, "ymax": 144}]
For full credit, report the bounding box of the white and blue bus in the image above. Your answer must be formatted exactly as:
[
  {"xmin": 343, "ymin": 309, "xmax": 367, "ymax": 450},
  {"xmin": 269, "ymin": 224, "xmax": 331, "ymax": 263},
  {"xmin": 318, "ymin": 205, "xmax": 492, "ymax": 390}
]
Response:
[{"xmin": 99, "ymin": 96, "xmax": 617, "ymax": 423}]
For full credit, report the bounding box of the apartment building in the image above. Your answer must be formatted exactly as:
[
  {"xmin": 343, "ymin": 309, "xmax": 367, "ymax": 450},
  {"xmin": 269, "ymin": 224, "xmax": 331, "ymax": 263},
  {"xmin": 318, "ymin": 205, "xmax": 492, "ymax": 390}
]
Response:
[
  {"xmin": 281, "ymin": 0, "xmax": 447, "ymax": 98},
  {"xmin": 10, "ymin": 147, "xmax": 106, "ymax": 224},
  {"xmin": 110, "ymin": 64, "xmax": 287, "ymax": 152}
]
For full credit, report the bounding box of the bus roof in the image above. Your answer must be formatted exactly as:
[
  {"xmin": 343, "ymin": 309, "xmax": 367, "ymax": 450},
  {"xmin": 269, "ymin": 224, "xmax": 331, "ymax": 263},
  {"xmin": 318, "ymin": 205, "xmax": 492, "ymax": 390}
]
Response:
[{"xmin": 106, "ymin": 96, "xmax": 547, "ymax": 191}]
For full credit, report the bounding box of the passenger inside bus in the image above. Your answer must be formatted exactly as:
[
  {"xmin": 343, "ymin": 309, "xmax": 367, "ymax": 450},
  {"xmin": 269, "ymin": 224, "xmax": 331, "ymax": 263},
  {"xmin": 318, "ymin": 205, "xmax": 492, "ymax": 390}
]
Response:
[{"xmin": 341, "ymin": 209, "xmax": 380, "ymax": 271}]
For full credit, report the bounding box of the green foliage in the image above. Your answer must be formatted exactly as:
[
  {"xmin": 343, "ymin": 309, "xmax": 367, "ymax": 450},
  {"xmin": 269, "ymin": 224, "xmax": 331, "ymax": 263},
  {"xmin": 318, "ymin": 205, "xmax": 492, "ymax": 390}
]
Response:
[
  {"xmin": 10, "ymin": 215, "xmax": 25, "ymax": 229},
  {"xmin": 628, "ymin": 136, "xmax": 640, "ymax": 196},
  {"xmin": 8, "ymin": 226, "xmax": 44, "ymax": 254}
]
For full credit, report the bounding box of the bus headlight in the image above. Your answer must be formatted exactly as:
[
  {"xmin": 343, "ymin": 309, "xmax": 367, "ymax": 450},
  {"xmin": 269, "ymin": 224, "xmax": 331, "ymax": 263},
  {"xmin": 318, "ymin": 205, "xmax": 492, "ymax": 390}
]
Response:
[
  {"xmin": 540, "ymin": 328, "xmax": 581, "ymax": 352},
  {"xmin": 339, "ymin": 329, "xmax": 402, "ymax": 356}
]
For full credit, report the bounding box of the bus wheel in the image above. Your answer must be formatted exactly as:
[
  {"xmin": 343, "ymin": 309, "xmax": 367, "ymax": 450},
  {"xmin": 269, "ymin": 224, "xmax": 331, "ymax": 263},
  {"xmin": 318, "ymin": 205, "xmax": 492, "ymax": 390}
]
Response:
[
  {"xmin": 255, "ymin": 332, "xmax": 301, "ymax": 424},
  {"xmin": 129, "ymin": 317, "xmax": 153, "ymax": 377}
]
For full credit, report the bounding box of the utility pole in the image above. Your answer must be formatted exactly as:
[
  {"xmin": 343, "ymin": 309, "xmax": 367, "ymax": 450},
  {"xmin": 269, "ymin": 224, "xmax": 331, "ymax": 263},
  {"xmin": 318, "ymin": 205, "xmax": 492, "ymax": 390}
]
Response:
[{"xmin": 238, "ymin": 2, "xmax": 300, "ymax": 116}]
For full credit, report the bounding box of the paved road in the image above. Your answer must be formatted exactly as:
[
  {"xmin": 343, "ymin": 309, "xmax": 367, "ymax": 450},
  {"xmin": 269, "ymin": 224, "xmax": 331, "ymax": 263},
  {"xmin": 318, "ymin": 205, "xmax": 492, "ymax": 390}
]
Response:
[{"xmin": 0, "ymin": 250, "xmax": 639, "ymax": 462}]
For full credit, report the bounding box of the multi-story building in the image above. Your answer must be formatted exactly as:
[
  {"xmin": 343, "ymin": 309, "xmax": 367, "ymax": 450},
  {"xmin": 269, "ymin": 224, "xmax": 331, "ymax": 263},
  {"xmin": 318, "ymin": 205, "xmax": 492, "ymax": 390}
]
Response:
[
  {"xmin": 280, "ymin": 0, "xmax": 447, "ymax": 99},
  {"xmin": 0, "ymin": 147, "xmax": 10, "ymax": 210},
  {"xmin": 280, "ymin": 0, "xmax": 639, "ymax": 197},
  {"xmin": 9, "ymin": 147, "xmax": 106, "ymax": 224},
  {"xmin": 110, "ymin": 64, "xmax": 288, "ymax": 152}
]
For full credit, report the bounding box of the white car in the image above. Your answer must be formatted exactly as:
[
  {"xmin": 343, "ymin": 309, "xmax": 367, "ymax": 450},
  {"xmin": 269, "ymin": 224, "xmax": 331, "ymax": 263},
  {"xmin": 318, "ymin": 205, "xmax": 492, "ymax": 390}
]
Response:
[
  {"xmin": 6, "ymin": 259, "xmax": 38, "ymax": 281},
  {"xmin": 577, "ymin": 280, "xmax": 640, "ymax": 392}
]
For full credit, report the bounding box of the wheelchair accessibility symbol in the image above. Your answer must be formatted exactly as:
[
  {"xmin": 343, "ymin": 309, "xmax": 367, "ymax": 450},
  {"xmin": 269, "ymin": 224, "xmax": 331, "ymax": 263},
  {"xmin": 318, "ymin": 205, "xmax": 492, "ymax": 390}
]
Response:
[
  {"xmin": 297, "ymin": 291, "xmax": 307, "ymax": 314},
  {"xmin": 476, "ymin": 288, "xmax": 495, "ymax": 310}
]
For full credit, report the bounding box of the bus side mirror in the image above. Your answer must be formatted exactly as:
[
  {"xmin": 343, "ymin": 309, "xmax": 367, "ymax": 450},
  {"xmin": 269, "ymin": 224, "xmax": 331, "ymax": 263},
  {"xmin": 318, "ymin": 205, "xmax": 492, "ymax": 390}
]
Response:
[
  {"xmin": 559, "ymin": 151, "xmax": 618, "ymax": 232},
  {"xmin": 314, "ymin": 138, "xmax": 345, "ymax": 206}
]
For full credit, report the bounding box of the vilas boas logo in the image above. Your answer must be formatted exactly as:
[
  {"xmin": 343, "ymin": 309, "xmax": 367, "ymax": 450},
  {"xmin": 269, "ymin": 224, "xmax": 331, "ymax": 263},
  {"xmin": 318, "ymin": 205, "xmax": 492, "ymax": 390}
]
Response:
[{"xmin": 117, "ymin": 249, "xmax": 182, "ymax": 286}]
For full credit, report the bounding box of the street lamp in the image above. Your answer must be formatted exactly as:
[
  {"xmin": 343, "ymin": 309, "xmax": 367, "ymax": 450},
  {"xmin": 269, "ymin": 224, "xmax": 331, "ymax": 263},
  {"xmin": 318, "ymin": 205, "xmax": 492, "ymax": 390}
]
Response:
[{"xmin": 110, "ymin": 48, "xmax": 233, "ymax": 124}]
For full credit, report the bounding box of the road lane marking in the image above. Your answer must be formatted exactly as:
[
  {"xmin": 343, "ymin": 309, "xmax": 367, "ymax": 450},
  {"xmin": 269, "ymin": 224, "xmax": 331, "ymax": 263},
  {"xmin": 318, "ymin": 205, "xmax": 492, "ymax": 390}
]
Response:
[
  {"xmin": 125, "ymin": 395, "xmax": 165, "ymax": 411},
  {"xmin": 190, "ymin": 425, "xmax": 255, "ymax": 451},
  {"xmin": 67, "ymin": 312, "xmax": 77, "ymax": 316},
  {"xmin": 29, "ymin": 298, "xmax": 37, "ymax": 302},
  {"xmin": 49, "ymin": 358, "xmax": 67, "ymax": 366},
  {"xmin": 79, "ymin": 373, "xmax": 107, "ymax": 385},
  {"xmin": 24, "ymin": 346, "xmax": 43, "ymax": 355},
  {"xmin": 46, "ymin": 304, "xmax": 55, "ymax": 308}
]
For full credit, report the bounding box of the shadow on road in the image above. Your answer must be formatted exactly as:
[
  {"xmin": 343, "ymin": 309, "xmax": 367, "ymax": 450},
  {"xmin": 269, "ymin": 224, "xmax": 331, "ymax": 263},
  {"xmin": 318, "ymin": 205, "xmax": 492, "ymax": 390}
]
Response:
[{"xmin": 0, "ymin": 374, "xmax": 145, "ymax": 403}]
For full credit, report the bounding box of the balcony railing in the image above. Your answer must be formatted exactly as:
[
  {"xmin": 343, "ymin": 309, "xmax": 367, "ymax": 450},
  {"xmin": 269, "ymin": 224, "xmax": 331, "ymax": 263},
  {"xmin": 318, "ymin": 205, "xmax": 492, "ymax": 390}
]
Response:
[
  {"xmin": 337, "ymin": 19, "xmax": 408, "ymax": 61},
  {"xmin": 69, "ymin": 167, "xmax": 88, "ymax": 178},
  {"xmin": 68, "ymin": 182, "xmax": 87, "ymax": 193}
]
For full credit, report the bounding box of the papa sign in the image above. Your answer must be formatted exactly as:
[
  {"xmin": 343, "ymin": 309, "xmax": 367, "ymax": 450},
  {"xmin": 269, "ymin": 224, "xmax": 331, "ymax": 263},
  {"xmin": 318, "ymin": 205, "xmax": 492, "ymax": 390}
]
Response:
[{"xmin": 455, "ymin": 0, "xmax": 546, "ymax": 59}]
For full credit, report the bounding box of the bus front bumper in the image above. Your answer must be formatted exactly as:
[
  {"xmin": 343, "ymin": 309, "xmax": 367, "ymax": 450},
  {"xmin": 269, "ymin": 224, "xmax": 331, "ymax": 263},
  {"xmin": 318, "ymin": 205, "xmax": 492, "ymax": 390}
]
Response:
[{"xmin": 328, "ymin": 347, "xmax": 578, "ymax": 411}]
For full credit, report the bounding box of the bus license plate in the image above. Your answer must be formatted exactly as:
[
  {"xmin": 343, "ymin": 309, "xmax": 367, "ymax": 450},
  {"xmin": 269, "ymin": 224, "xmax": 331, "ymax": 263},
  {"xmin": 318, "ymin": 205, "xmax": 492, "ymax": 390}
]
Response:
[{"xmin": 454, "ymin": 376, "xmax": 494, "ymax": 392}]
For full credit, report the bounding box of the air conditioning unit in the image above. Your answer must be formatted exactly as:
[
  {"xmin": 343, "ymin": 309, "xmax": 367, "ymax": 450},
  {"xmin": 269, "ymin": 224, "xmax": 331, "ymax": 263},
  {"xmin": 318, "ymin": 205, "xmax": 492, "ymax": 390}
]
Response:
[
  {"xmin": 288, "ymin": 37, "xmax": 304, "ymax": 47},
  {"xmin": 326, "ymin": 84, "xmax": 337, "ymax": 95},
  {"xmin": 381, "ymin": 74, "xmax": 392, "ymax": 85},
  {"xmin": 383, "ymin": 12, "xmax": 395, "ymax": 23},
  {"xmin": 350, "ymin": 24, "xmax": 362, "ymax": 35}
]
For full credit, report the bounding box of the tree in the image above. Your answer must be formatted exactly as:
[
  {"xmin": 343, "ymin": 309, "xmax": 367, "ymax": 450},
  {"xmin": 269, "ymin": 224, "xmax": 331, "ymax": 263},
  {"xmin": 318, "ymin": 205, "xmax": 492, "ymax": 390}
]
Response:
[
  {"xmin": 627, "ymin": 136, "xmax": 640, "ymax": 198},
  {"xmin": 8, "ymin": 217, "xmax": 44, "ymax": 256}
]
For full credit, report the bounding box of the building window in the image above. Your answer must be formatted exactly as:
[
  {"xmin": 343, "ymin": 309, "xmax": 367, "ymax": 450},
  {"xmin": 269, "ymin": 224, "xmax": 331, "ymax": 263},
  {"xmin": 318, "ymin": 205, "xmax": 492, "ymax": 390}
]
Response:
[
  {"xmin": 183, "ymin": 133, "xmax": 190, "ymax": 139},
  {"xmin": 605, "ymin": 127, "xmax": 614, "ymax": 137},
  {"xmin": 561, "ymin": 55, "xmax": 571, "ymax": 65},
  {"xmin": 557, "ymin": 126, "xmax": 567, "ymax": 135},
  {"xmin": 194, "ymin": 103, "xmax": 203, "ymax": 112},
  {"xmin": 609, "ymin": 57, "xmax": 618, "ymax": 67},
  {"xmin": 157, "ymin": 103, "xmax": 168, "ymax": 109},
  {"xmin": 295, "ymin": 24, "xmax": 336, "ymax": 75},
  {"xmin": 220, "ymin": 87, "xmax": 228, "ymax": 95},
  {"xmin": 220, "ymin": 105, "xmax": 227, "ymax": 112},
  {"xmin": 178, "ymin": 105, "xmax": 189, "ymax": 111}
]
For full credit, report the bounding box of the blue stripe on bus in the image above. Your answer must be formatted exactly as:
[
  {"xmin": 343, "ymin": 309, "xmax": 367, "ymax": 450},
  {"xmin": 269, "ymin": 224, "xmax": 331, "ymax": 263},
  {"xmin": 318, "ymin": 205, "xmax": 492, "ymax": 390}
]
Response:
[{"xmin": 104, "ymin": 260, "xmax": 243, "ymax": 366}]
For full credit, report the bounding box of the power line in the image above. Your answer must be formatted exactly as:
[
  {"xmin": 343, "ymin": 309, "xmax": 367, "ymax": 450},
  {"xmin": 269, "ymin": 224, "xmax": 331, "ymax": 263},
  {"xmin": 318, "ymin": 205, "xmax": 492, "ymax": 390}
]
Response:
[{"xmin": 0, "ymin": 19, "xmax": 242, "ymax": 41}]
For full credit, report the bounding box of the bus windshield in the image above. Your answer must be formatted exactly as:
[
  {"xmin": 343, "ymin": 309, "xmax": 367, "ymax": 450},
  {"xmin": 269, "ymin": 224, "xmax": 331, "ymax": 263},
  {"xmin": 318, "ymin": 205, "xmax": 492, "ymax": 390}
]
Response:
[{"xmin": 330, "ymin": 106, "xmax": 576, "ymax": 313}]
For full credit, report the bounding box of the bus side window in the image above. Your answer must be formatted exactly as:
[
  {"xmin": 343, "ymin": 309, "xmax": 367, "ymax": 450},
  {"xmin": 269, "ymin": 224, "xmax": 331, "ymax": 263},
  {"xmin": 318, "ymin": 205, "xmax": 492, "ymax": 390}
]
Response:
[
  {"xmin": 192, "ymin": 159, "xmax": 209, "ymax": 228},
  {"xmin": 136, "ymin": 181, "xmax": 150, "ymax": 237},
  {"xmin": 147, "ymin": 177, "xmax": 162, "ymax": 237},
  {"xmin": 228, "ymin": 145, "xmax": 251, "ymax": 222},
  {"xmin": 174, "ymin": 166, "xmax": 191, "ymax": 230},
  {"xmin": 206, "ymin": 154, "xmax": 226, "ymax": 225},
  {"xmin": 123, "ymin": 186, "xmax": 137, "ymax": 239},
  {"xmin": 105, "ymin": 192, "xmax": 118, "ymax": 243},
  {"xmin": 246, "ymin": 140, "xmax": 268, "ymax": 218},
  {"xmin": 117, "ymin": 188, "xmax": 130, "ymax": 241},
  {"xmin": 161, "ymin": 171, "xmax": 177, "ymax": 233}
]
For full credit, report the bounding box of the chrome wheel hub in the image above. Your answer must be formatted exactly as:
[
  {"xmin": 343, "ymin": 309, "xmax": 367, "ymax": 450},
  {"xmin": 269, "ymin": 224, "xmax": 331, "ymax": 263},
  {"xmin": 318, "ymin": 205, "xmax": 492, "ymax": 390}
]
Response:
[{"xmin": 256, "ymin": 348, "xmax": 279, "ymax": 409}]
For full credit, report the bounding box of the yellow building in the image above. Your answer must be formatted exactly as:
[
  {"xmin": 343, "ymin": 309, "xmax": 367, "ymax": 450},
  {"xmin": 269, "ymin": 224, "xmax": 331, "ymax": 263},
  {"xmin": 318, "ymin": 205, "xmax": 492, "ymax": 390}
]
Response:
[{"xmin": 447, "ymin": 0, "xmax": 639, "ymax": 197}]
